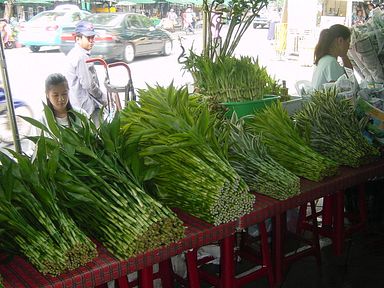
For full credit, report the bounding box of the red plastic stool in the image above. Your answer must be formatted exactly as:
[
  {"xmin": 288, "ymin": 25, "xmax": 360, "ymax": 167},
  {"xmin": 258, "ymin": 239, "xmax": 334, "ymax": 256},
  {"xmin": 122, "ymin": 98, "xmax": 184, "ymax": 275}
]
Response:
[
  {"xmin": 95, "ymin": 259, "xmax": 174, "ymax": 288},
  {"xmin": 180, "ymin": 222, "xmax": 274, "ymax": 288},
  {"xmin": 299, "ymin": 184, "xmax": 367, "ymax": 255},
  {"xmin": 274, "ymin": 204, "xmax": 321, "ymax": 285},
  {"xmin": 304, "ymin": 184, "xmax": 367, "ymax": 255},
  {"xmin": 290, "ymin": 202, "xmax": 322, "ymax": 266}
]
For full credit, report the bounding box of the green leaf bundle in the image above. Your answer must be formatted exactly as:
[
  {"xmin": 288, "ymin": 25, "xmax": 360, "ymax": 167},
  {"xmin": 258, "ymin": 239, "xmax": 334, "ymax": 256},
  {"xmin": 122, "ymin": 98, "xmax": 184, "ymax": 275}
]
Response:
[
  {"xmin": 294, "ymin": 90, "xmax": 380, "ymax": 167},
  {"xmin": 184, "ymin": 54, "xmax": 281, "ymax": 105},
  {"xmin": 222, "ymin": 117, "xmax": 301, "ymax": 200},
  {"xmin": 26, "ymin": 106, "xmax": 184, "ymax": 259},
  {"xmin": 247, "ymin": 102, "xmax": 339, "ymax": 182},
  {"xmin": 121, "ymin": 84, "xmax": 255, "ymax": 226},
  {"xmin": 0, "ymin": 149, "xmax": 97, "ymax": 276}
]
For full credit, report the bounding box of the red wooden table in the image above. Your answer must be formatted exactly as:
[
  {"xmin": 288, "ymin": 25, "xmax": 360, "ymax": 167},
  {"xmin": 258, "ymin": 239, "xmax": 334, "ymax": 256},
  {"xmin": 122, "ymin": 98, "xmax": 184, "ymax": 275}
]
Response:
[
  {"xmin": 1, "ymin": 159, "xmax": 383, "ymax": 288},
  {"xmin": 239, "ymin": 158, "xmax": 384, "ymax": 286},
  {"xmin": 0, "ymin": 209, "xmax": 237, "ymax": 288}
]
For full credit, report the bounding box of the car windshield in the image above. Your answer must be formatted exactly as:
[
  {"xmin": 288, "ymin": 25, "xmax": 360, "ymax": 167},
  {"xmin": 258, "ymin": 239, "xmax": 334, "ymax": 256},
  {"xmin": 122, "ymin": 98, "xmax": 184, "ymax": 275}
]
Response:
[
  {"xmin": 28, "ymin": 11, "xmax": 80, "ymax": 24},
  {"xmin": 29, "ymin": 11, "xmax": 66, "ymax": 23},
  {"xmin": 140, "ymin": 16, "xmax": 153, "ymax": 28},
  {"xmin": 86, "ymin": 13, "xmax": 125, "ymax": 27}
]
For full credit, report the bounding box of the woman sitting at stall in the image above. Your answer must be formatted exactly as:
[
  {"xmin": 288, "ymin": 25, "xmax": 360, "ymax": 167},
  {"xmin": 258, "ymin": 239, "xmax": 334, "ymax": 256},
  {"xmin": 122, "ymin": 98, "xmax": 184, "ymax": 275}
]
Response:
[
  {"xmin": 41, "ymin": 73, "xmax": 88, "ymax": 128},
  {"xmin": 27, "ymin": 73, "xmax": 88, "ymax": 155},
  {"xmin": 311, "ymin": 24, "xmax": 353, "ymax": 90}
]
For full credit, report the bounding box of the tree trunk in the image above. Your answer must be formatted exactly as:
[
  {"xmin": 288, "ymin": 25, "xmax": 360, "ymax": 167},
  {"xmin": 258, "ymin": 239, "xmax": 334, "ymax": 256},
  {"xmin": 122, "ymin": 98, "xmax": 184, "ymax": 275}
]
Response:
[{"xmin": 3, "ymin": 3, "xmax": 13, "ymax": 21}]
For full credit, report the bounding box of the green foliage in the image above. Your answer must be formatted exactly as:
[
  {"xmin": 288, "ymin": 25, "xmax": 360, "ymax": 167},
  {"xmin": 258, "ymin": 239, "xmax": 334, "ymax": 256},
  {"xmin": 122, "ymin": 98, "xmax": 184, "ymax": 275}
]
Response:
[
  {"xmin": 247, "ymin": 102, "xmax": 339, "ymax": 181},
  {"xmin": 184, "ymin": 53, "xmax": 281, "ymax": 106},
  {"xmin": 22, "ymin": 106, "xmax": 185, "ymax": 259},
  {"xmin": 120, "ymin": 84, "xmax": 255, "ymax": 225},
  {"xmin": 294, "ymin": 89, "xmax": 380, "ymax": 167},
  {"xmin": 0, "ymin": 148, "xmax": 97, "ymax": 276},
  {"xmin": 218, "ymin": 115, "xmax": 301, "ymax": 199},
  {"xmin": 201, "ymin": 0, "xmax": 269, "ymax": 58}
]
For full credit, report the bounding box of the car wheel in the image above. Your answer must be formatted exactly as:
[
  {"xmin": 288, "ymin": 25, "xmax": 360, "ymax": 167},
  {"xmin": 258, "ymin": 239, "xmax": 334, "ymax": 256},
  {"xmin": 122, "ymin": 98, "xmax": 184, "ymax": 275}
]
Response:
[
  {"xmin": 29, "ymin": 46, "xmax": 40, "ymax": 53},
  {"xmin": 5, "ymin": 41, "xmax": 14, "ymax": 49},
  {"xmin": 162, "ymin": 40, "xmax": 173, "ymax": 56},
  {"xmin": 124, "ymin": 44, "xmax": 135, "ymax": 63}
]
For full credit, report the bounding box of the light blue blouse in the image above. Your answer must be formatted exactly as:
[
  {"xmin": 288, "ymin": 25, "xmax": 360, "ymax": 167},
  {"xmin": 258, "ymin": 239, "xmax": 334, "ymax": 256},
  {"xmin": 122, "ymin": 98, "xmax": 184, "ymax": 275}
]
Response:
[{"xmin": 312, "ymin": 55, "xmax": 346, "ymax": 90}]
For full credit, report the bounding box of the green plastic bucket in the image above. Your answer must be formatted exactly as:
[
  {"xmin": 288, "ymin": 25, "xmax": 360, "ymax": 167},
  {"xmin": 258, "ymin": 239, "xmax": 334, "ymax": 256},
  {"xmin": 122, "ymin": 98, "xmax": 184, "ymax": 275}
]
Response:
[{"xmin": 222, "ymin": 95, "xmax": 280, "ymax": 118}]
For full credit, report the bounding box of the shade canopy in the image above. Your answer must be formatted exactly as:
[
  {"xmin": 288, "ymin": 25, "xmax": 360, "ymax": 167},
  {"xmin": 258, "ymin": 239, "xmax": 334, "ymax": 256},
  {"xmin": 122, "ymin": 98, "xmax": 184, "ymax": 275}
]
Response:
[
  {"xmin": 129, "ymin": 0, "xmax": 156, "ymax": 4},
  {"xmin": 14, "ymin": 0, "xmax": 52, "ymax": 4},
  {"xmin": 116, "ymin": 0, "xmax": 136, "ymax": 5}
]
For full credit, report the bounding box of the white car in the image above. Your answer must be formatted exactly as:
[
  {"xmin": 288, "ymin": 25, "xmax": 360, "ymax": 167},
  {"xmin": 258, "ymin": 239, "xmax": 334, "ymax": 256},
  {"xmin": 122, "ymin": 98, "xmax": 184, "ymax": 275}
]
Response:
[{"xmin": 17, "ymin": 6, "xmax": 91, "ymax": 52}]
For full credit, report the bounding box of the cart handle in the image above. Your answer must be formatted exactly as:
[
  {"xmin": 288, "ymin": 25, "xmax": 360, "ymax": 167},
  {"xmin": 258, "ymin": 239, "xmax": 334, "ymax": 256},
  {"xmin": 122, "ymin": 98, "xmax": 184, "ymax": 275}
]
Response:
[{"xmin": 85, "ymin": 57, "xmax": 108, "ymax": 68}]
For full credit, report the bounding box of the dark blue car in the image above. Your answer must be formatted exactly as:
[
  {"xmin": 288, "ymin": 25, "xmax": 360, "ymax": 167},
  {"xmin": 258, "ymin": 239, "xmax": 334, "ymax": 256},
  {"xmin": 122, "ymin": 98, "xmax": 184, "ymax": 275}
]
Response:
[{"xmin": 59, "ymin": 13, "xmax": 173, "ymax": 63}]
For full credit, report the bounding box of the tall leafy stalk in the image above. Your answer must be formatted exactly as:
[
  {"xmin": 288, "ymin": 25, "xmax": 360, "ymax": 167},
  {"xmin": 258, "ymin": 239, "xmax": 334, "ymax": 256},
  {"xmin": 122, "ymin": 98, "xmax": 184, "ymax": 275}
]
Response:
[
  {"xmin": 217, "ymin": 115, "xmax": 301, "ymax": 199},
  {"xmin": 184, "ymin": 54, "xmax": 281, "ymax": 106},
  {"xmin": 24, "ymin": 105, "xmax": 184, "ymax": 259},
  {"xmin": 0, "ymin": 145, "xmax": 97, "ymax": 276},
  {"xmin": 202, "ymin": 0, "xmax": 269, "ymax": 59},
  {"xmin": 120, "ymin": 84, "xmax": 255, "ymax": 225},
  {"xmin": 294, "ymin": 89, "xmax": 380, "ymax": 167},
  {"xmin": 247, "ymin": 102, "xmax": 339, "ymax": 181},
  {"xmin": 181, "ymin": 0, "xmax": 280, "ymax": 108}
]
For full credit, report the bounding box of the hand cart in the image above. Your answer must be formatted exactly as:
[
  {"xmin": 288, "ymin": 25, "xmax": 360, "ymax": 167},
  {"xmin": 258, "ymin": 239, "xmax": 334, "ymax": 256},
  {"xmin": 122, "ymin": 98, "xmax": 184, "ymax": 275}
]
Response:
[{"xmin": 86, "ymin": 57, "xmax": 136, "ymax": 121}]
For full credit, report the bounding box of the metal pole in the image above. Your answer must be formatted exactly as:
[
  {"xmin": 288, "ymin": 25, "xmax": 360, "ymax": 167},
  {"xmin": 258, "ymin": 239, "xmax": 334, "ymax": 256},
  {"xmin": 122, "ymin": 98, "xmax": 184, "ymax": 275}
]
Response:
[
  {"xmin": 202, "ymin": 1, "xmax": 208, "ymax": 56},
  {"xmin": 0, "ymin": 31, "xmax": 22, "ymax": 153}
]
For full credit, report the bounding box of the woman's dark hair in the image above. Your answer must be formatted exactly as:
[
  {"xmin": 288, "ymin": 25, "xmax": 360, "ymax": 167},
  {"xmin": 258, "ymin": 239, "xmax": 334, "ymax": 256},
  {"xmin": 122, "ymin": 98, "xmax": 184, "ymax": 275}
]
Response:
[
  {"xmin": 313, "ymin": 24, "xmax": 351, "ymax": 65},
  {"xmin": 45, "ymin": 73, "xmax": 76, "ymax": 123}
]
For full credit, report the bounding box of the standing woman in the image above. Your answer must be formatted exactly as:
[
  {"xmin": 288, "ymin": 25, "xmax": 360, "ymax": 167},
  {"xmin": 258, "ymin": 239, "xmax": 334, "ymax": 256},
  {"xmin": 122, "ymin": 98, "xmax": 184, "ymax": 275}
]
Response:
[{"xmin": 311, "ymin": 24, "xmax": 353, "ymax": 90}]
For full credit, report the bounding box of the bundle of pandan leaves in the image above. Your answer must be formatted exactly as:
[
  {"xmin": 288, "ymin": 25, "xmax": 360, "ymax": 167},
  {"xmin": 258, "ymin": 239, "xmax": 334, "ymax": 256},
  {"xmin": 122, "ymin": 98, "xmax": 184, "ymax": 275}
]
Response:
[
  {"xmin": 217, "ymin": 114, "xmax": 301, "ymax": 200},
  {"xmin": 247, "ymin": 102, "xmax": 339, "ymax": 181},
  {"xmin": 179, "ymin": 0, "xmax": 281, "ymax": 114},
  {"xmin": 0, "ymin": 147, "xmax": 97, "ymax": 276},
  {"xmin": 120, "ymin": 84, "xmax": 255, "ymax": 225},
  {"xmin": 25, "ymin": 106, "xmax": 185, "ymax": 259},
  {"xmin": 294, "ymin": 89, "xmax": 380, "ymax": 167},
  {"xmin": 183, "ymin": 53, "xmax": 282, "ymax": 112}
]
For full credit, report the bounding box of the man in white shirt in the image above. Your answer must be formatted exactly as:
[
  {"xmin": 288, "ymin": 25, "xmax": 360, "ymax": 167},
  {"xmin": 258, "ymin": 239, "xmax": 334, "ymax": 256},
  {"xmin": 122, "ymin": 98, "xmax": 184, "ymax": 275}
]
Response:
[{"xmin": 65, "ymin": 21, "xmax": 107, "ymax": 127}]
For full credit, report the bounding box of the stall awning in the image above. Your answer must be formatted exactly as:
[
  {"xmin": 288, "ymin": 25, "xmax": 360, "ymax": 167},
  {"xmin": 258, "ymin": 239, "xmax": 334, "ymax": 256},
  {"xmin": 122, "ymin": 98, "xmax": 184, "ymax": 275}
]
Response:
[
  {"xmin": 14, "ymin": 0, "xmax": 53, "ymax": 4},
  {"xmin": 116, "ymin": 0, "xmax": 136, "ymax": 6},
  {"xmin": 129, "ymin": 0, "xmax": 156, "ymax": 4},
  {"xmin": 162, "ymin": 0, "xmax": 202, "ymax": 5}
]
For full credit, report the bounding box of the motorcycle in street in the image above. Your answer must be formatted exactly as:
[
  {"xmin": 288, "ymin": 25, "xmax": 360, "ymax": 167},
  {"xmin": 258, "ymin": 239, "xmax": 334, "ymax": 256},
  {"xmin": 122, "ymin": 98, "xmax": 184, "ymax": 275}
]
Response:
[
  {"xmin": 0, "ymin": 88, "xmax": 33, "ymax": 145},
  {"xmin": 0, "ymin": 18, "xmax": 16, "ymax": 49}
]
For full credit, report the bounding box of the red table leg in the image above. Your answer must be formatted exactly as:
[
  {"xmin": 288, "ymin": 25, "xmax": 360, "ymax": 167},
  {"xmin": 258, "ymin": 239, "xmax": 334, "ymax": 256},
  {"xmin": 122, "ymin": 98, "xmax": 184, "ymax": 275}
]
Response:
[
  {"xmin": 185, "ymin": 249, "xmax": 201, "ymax": 288},
  {"xmin": 259, "ymin": 222, "xmax": 274, "ymax": 286},
  {"xmin": 344, "ymin": 183, "xmax": 368, "ymax": 235},
  {"xmin": 220, "ymin": 234, "xmax": 235, "ymax": 288},
  {"xmin": 322, "ymin": 195, "xmax": 333, "ymax": 228},
  {"xmin": 159, "ymin": 259, "xmax": 174, "ymax": 287},
  {"xmin": 273, "ymin": 214, "xmax": 283, "ymax": 286},
  {"xmin": 139, "ymin": 266, "xmax": 154, "ymax": 288},
  {"xmin": 357, "ymin": 183, "xmax": 367, "ymax": 226},
  {"xmin": 116, "ymin": 275, "xmax": 130, "ymax": 288},
  {"xmin": 334, "ymin": 190, "xmax": 345, "ymax": 256}
]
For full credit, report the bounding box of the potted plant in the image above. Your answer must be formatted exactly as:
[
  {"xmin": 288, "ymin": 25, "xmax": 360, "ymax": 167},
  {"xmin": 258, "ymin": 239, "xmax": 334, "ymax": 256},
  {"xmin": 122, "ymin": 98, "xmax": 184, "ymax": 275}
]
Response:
[
  {"xmin": 181, "ymin": 0, "xmax": 283, "ymax": 117},
  {"xmin": 184, "ymin": 53, "xmax": 282, "ymax": 117}
]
